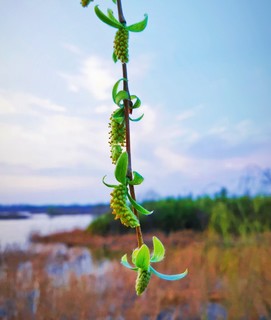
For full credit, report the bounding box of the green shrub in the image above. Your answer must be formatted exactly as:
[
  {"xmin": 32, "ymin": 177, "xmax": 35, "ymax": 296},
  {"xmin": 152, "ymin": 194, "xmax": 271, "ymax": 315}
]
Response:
[{"xmin": 87, "ymin": 194, "xmax": 271, "ymax": 237}]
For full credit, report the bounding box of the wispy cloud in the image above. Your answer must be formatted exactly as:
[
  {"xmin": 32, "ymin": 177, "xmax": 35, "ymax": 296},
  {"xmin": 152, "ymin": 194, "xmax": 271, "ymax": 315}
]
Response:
[
  {"xmin": 0, "ymin": 90, "xmax": 66, "ymax": 115},
  {"xmin": 60, "ymin": 55, "xmax": 117, "ymax": 100},
  {"xmin": 0, "ymin": 90, "xmax": 110, "ymax": 170},
  {"xmin": 62, "ymin": 43, "xmax": 83, "ymax": 55},
  {"xmin": 176, "ymin": 104, "xmax": 204, "ymax": 122}
]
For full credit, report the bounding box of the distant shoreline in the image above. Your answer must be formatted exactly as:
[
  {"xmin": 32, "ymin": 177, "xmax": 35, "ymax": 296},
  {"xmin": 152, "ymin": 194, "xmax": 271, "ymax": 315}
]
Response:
[{"xmin": 0, "ymin": 203, "xmax": 110, "ymax": 219}]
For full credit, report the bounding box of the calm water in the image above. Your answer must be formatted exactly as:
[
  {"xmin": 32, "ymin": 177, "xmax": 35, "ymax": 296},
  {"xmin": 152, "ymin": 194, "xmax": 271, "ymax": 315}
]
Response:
[{"xmin": 0, "ymin": 213, "xmax": 93, "ymax": 249}]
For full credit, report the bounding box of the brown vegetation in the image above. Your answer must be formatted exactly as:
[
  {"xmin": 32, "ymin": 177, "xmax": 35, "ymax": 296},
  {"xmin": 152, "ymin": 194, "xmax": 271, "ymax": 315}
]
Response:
[{"xmin": 1, "ymin": 231, "xmax": 271, "ymax": 319}]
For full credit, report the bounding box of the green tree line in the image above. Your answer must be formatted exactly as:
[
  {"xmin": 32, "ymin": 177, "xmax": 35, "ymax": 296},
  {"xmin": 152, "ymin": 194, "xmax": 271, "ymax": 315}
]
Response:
[{"xmin": 88, "ymin": 191, "xmax": 271, "ymax": 237}]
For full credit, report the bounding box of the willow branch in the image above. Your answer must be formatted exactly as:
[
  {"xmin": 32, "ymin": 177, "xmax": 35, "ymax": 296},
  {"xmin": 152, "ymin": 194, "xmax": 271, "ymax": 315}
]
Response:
[{"xmin": 116, "ymin": 0, "xmax": 144, "ymax": 248}]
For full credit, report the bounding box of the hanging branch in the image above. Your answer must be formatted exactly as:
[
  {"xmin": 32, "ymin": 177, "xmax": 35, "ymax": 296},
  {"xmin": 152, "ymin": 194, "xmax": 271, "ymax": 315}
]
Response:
[
  {"xmin": 79, "ymin": 0, "xmax": 188, "ymax": 296},
  {"xmin": 116, "ymin": 0, "xmax": 144, "ymax": 248}
]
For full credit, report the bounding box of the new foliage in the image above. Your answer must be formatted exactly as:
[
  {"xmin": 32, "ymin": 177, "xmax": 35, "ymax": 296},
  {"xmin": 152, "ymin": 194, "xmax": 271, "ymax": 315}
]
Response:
[{"xmin": 80, "ymin": 0, "xmax": 187, "ymax": 295}]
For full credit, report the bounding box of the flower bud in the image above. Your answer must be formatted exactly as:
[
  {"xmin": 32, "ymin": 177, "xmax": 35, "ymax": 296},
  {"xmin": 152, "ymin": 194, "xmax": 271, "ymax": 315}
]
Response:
[
  {"xmin": 113, "ymin": 27, "xmax": 129, "ymax": 63},
  {"xmin": 110, "ymin": 185, "xmax": 139, "ymax": 228},
  {"xmin": 135, "ymin": 268, "xmax": 151, "ymax": 295},
  {"xmin": 109, "ymin": 113, "xmax": 126, "ymax": 164}
]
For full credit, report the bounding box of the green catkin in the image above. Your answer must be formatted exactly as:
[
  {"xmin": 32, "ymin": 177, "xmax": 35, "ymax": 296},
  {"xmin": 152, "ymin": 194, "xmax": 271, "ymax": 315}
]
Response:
[
  {"xmin": 111, "ymin": 144, "xmax": 123, "ymax": 164},
  {"xmin": 113, "ymin": 27, "xmax": 129, "ymax": 63},
  {"xmin": 135, "ymin": 268, "xmax": 151, "ymax": 295},
  {"xmin": 110, "ymin": 185, "xmax": 139, "ymax": 228},
  {"xmin": 109, "ymin": 113, "xmax": 126, "ymax": 164}
]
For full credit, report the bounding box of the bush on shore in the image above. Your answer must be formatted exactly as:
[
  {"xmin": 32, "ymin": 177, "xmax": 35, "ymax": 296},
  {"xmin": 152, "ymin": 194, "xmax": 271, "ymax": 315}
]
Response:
[{"xmin": 87, "ymin": 192, "xmax": 271, "ymax": 237}]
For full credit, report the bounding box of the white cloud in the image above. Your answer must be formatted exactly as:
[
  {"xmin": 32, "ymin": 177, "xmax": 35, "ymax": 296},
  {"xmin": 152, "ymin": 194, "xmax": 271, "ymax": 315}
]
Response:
[
  {"xmin": 0, "ymin": 114, "xmax": 108, "ymax": 170},
  {"xmin": 94, "ymin": 104, "xmax": 113, "ymax": 114},
  {"xmin": 128, "ymin": 54, "xmax": 153, "ymax": 79},
  {"xmin": 208, "ymin": 118, "xmax": 255, "ymax": 144},
  {"xmin": 176, "ymin": 104, "xmax": 203, "ymax": 121},
  {"xmin": 154, "ymin": 146, "xmax": 192, "ymax": 174},
  {"xmin": 0, "ymin": 94, "xmax": 16, "ymax": 114},
  {"xmin": 60, "ymin": 55, "xmax": 117, "ymax": 101},
  {"xmin": 0, "ymin": 174, "xmax": 94, "ymax": 192},
  {"xmin": 62, "ymin": 43, "xmax": 83, "ymax": 55},
  {"xmin": 0, "ymin": 90, "xmax": 110, "ymax": 172},
  {"xmin": 0, "ymin": 90, "xmax": 66, "ymax": 115}
]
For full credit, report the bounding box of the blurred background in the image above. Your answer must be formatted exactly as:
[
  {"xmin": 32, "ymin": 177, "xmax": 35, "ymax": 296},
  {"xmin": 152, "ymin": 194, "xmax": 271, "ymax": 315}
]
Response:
[{"xmin": 0, "ymin": 1, "xmax": 270, "ymax": 319}]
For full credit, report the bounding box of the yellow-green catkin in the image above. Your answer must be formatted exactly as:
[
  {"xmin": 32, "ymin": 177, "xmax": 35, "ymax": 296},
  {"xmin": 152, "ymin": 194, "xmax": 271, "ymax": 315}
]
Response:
[
  {"xmin": 111, "ymin": 144, "xmax": 123, "ymax": 164},
  {"xmin": 113, "ymin": 27, "xmax": 129, "ymax": 63},
  {"xmin": 135, "ymin": 268, "xmax": 151, "ymax": 295},
  {"xmin": 110, "ymin": 185, "xmax": 139, "ymax": 228},
  {"xmin": 109, "ymin": 114, "xmax": 126, "ymax": 164}
]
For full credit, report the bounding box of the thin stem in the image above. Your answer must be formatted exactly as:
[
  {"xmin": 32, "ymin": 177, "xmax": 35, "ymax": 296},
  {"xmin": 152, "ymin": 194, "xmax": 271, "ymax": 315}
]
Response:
[
  {"xmin": 116, "ymin": 0, "xmax": 126, "ymax": 25},
  {"xmin": 116, "ymin": 0, "xmax": 144, "ymax": 248}
]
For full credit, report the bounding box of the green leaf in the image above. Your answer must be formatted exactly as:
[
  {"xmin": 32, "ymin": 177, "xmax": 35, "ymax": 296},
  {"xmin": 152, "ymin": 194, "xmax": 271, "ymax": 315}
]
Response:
[
  {"xmin": 150, "ymin": 266, "xmax": 188, "ymax": 281},
  {"xmin": 112, "ymin": 51, "xmax": 118, "ymax": 63},
  {"xmin": 132, "ymin": 248, "xmax": 140, "ymax": 265},
  {"xmin": 94, "ymin": 5, "xmax": 122, "ymax": 29},
  {"xmin": 114, "ymin": 152, "xmax": 128, "ymax": 184},
  {"xmin": 115, "ymin": 90, "xmax": 129, "ymax": 107},
  {"xmin": 112, "ymin": 0, "xmax": 117, "ymax": 4},
  {"xmin": 130, "ymin": 95, "xmax": 141, "ymax": 109},
  {"xmin": 128, "ymin": 171, "xmax": 144, "ymax": 186},
  {"xmin": 127, "ymin": 193, "xmax": 153, "ymax": 215},
  {"xmin": 129, "ymin": 114, "xmax": 144, "ymax": 122},
  {"xmin": 126, "ymin": 14, "xmax": 148, "ymax": 32},
  {"xmin": 112, "ymin": 108, "xmax": 124, "ymax": 118},
  {"xmin": 102, "ymin": 175, "xmax": 118, "ymax": 188},
  {"xmin": 121, "ymin": 254, "xmax": 137, "ymax": 270},
  {"xmin": 135, "ymin": 244, "xmax": 150, "ymax": 270},
  {"xmin": 113, "ymin": 116, "xmax": 124, "ymax": 124},
  {"xmin": 107, "ymin": 9, "xmax": 120, "ymax": 25},
  {"xmin": 151, "ymin": 236, "xmax": 165, "ymax": 263},
  {"xmin": 112, "ymin": 78, "xmax": 127, "ymax": 103},
  {"xmin": 112, "ymin": 108, "xmax": 124, "ymax": 124}
]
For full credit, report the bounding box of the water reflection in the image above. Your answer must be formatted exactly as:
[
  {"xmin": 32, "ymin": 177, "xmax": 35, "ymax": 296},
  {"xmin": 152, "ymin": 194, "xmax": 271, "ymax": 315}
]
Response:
[
  {"xmin": 2, "ymin": 244, "xmax": 110, "ymax": 317},
  {"xmin": 0, "ymin": 213, "xmax": 93, "ymax": 248}
]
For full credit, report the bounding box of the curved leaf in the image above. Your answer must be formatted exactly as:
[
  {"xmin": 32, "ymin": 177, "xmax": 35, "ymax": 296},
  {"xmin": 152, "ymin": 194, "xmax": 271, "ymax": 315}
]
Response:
[
  {"xmin": 94, "ymin": 5, "xmax": 122, "ymax": 29},
  {"xmin": 112, "ymin": 0, "xmax": 117, "ymax": 4},
  {"xmin": 151, "ymin": 236, "xmax": 165, "ymax": 263},
  {"xmin": 114, "ymin": 152, "xmax": 128, "ymax": 184},
  {"xmin": 115, "ymin": 90, "xmax": 129, "ymax": 107},
  {"xmin": 135, "ymin": 244, "xmax": 150, "ymax": 270},
  {"xmin": 126, "ymin": 14, "xmax": 148, "ymax": 32},
  {"xmin": 107, "ymin": 9, "xmax": 120, "ymax": 25},
  {"xmin": 129, "ymin": 113, "xmax": 144, "ymax": 122},
  {"xmin": 121, "ymin": 254, "xmax": 137, "ymax": 270},
  {"xmin": 150, "ymin": 266, "xmax": 188, "ymax": 281},
  {"xmin": 102, "ymin": 175, "xmax": 118, "ymax": 188},
  {"xmin": 127, "ymin": 193, "xmax": 153, "ymax": 215},
  {"xmin": 112, "ymin": 78, "xmax": 127, "ymax": 103},
  {"xmin": 128, "ymin": 171, "xmax": 144, "ymax": 186},
  {"xmin": 130, "ymin": 95, "xmax": 141, "ymax": 109}
]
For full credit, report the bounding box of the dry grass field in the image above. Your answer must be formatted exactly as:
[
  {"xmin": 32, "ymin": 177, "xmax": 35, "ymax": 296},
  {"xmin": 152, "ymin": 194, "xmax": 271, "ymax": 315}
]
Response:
[{"xmin": 0, "ymin": 230, "xmax": 271, "ymax": 319}]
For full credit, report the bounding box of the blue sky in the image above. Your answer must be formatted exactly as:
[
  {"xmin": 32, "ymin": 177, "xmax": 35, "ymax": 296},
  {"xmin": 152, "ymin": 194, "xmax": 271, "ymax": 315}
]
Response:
[{"xmin": 0, "ymin": 0, "xmax": 270, "ymax": 204}]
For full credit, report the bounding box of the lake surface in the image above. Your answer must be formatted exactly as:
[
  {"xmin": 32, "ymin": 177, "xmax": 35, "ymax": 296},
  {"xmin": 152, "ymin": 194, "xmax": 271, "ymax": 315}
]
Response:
[{"xmin": 0, "ymin": 214, "xmax": 93, "ymax": 249}]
